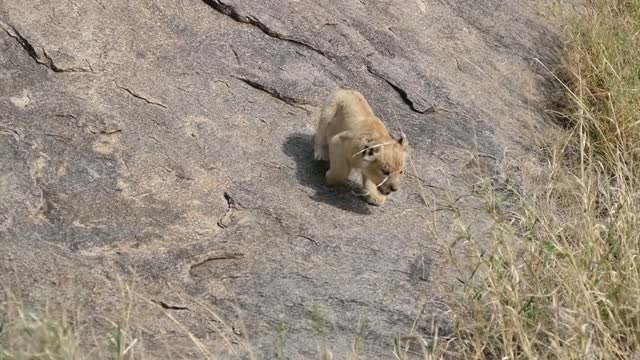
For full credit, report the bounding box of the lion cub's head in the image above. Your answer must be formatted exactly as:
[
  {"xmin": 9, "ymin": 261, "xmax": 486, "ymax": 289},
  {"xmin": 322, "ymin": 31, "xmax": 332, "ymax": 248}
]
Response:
[{"xmin": 360, "ymin": 135, "xmax": 409, "ymax": 195}]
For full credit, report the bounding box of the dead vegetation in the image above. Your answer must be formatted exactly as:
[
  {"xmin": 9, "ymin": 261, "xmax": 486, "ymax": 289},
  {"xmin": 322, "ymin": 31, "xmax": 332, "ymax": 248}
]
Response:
[
  {"xmin": 440, "ymin": 0, "xmax": 640, "ymax": 358},
  {"xmin": 2, "ymin": 0, "xmax": 638, "ymax": 359}
]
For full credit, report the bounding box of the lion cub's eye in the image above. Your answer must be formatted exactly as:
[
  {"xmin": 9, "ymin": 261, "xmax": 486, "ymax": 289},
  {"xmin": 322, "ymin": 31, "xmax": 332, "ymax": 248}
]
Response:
[{"xmin": 381, "ymin": 169, "xmax": 390, "ymax": 176}]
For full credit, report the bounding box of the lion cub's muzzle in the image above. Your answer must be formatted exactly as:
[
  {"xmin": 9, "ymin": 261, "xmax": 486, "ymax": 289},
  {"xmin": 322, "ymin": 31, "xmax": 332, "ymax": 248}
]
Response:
[{"xmin": 377, "ymin": 184, "xmax": 400, "ymax": 195}]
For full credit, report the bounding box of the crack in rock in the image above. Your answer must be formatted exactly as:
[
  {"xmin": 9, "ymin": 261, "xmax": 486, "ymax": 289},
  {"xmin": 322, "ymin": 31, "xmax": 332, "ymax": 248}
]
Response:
[
  {"xmin": 114, "ymin": 81, "xmax": 168, "ymax": 108},
  {"xmin": 0, "ymin": 126, "xmax": 21, "ymax": 147},
  {"xmin": 202, "ymin": 0, "xmax": 330, "ymax": 59},
  {"xmin": 190, "ymin": 252, "xmax": 245, "ymax": 270},
  {"xmin": 217, "ymin": 192, "xmax": 239, "ymax": 228},
  {"xmin": 223, "ymin": 191, "xmax": 237, "ymax": 208},
  {"xmin": 366, "ymin": 65, "xmax": 434, "ymax": 114},
  {"xmin": 234, "ymin": 77, "xmax": 311, "ymax": 114},
  {"xmin": 0, "ymin": 20, "xmax": 92, "ymax": 73},
  {"xmin": 264, "ymin": 210, "xmax": 318, "ymax": 245},
  {"xmin": 295, "ymin": 234, "xmax": 318, "ymax": 246},
  {"xmin": 34, "ymin": 181, "xmax": 58, "ymax": 225},
  {"xmin": 152, "ymin": 300, "xmax": 189, "ymax": 311}
]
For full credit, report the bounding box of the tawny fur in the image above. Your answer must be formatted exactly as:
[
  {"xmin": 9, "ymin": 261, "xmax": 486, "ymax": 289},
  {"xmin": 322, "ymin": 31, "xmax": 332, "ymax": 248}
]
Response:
[{"xmin": 314, "ymin": 88, "xmax": 409, "ymax": 206}]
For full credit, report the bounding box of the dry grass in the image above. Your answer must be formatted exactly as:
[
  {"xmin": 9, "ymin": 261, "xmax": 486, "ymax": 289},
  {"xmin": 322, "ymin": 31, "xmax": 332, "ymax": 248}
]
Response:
[
  {"xmin": 2, "ymin": 1, "xmax": 638, "ymax": 359},
  {"xmin": 444, "ymin": 0, "xmax": 640, "ymax": 358},
  {"xmin": 0, "ymin": 290, "xmax": 80, "ymax": 360},
  {"xmin": 0, "ymin": 281, "xmax": 142, "ymax": 360},
  {"xmin": 0, "ymin": 279, "xmax": 257, "ymax": 360}
]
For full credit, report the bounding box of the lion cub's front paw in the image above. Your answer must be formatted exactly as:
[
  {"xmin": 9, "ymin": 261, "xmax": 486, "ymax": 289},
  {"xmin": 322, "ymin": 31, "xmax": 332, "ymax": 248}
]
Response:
[
  {"xmin": 366, "ymin": 193, "xmax": 386, "ymax": 206},
  {"xmin": 314, "ymin": 144, "xmax": 329, "ymax": 161}
]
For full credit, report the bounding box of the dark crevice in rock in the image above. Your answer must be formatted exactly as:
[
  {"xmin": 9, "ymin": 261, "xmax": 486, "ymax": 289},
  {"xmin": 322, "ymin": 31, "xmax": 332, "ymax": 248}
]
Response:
[
  {"xmin": 202, "ymin": 0, "xmax": 331, "ymax": 60},
  {"xmin": 114, "ymin": 81, "xmax": 168, "ymax": 108},
  {"xmin": 234, "ymin": 77, "xmax": 311, "ymax": 114},
  {"xmin": 147, "ymin": 135, "xmax": 161, "ymax": 144},
  {"xmin": 39, "ymin": 192, "xmax": 55, "ymax": 224},
  {"xmin": 0, "ymin": 126, "xmax": 21, "ymax": 146},
  {"xmin": 1, "ymin": 23, "xmax": 38, "ymax": 63},
  {"xmin": 148, "ymin": 118, "xmax": 169, "ymax": 129},
  {"xmin": 296, "ymin": 234, "xmax": 318, "ymax": 245},
  {"xmin": 41, "ymin": 49, "xmax": 64, "ymax": 72},
  {"xmin": 54, "ymin": 114, "xmax": 79, "ymax": 120},
  {"xmin": 190, "ymin": 252, "xmax": 245, "ymax": 270},
  {"xmin": 0, "ymin": 20, "xmax": 92, "ymax": 73},
  {"xmin": 230, "ymin": 47, "xmax": 241, "ymax": 64},
  {"xmin": 217, "ymin": 192, "xmax": 239, "ymax": 228},
  {"xmin": 264, "ymin": 210, "xmax": 319, "ymax": 246},
  {"xmin": 152, "ymin": 300, "xmax": 189, "ymax": 311},
  {"xmin": 455, "ymin": 58, "xmax": 463, "ymax": 71},
  {"xmin": 223, "ymin": 192, "xmax": 237, "ymax": 208},
  {"xmin": 214, "ymin": 79, "xmax": 231, "ymax": 89},
  {"xmin": 366, "ymin": 65, "xmax": 434, "ymax": 114},
  {"xmin": 36, "ymin": 184, "xmax": 59, "ymax": 225}
]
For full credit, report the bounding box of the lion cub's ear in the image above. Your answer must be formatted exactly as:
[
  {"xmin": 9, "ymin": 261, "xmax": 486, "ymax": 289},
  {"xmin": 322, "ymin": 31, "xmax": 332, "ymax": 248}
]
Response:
[
  {"xmin": 362, "ymin": 143, "xmax": 381, "ymax": 162},
  {"xmin": 397, "ymin": 135, "xmax": 409, "ymax": 150}
]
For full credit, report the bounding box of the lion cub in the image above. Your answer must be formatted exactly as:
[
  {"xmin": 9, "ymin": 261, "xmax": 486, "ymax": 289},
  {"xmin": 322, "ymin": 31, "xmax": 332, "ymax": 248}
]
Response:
[{"xmin": 314, "ymin": 88, "xmax": 408, "ymax": 206}]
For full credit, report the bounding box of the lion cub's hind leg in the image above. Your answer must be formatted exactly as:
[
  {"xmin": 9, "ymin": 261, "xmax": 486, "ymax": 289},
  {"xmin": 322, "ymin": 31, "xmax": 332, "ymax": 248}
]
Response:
[
  {"xmin": 314, "ymin": 91, "xmax": 340, "ymax": 161},
  {"xmin": 325, "ymin": 132, "xmax": 352, "ymax": 185}
]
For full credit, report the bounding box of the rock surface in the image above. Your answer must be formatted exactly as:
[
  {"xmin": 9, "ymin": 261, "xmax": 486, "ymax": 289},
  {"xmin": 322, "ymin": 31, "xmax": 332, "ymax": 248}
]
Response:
[{"xmin": 0, "ymin": 0, "xmax": 561, "ymax": 358}]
